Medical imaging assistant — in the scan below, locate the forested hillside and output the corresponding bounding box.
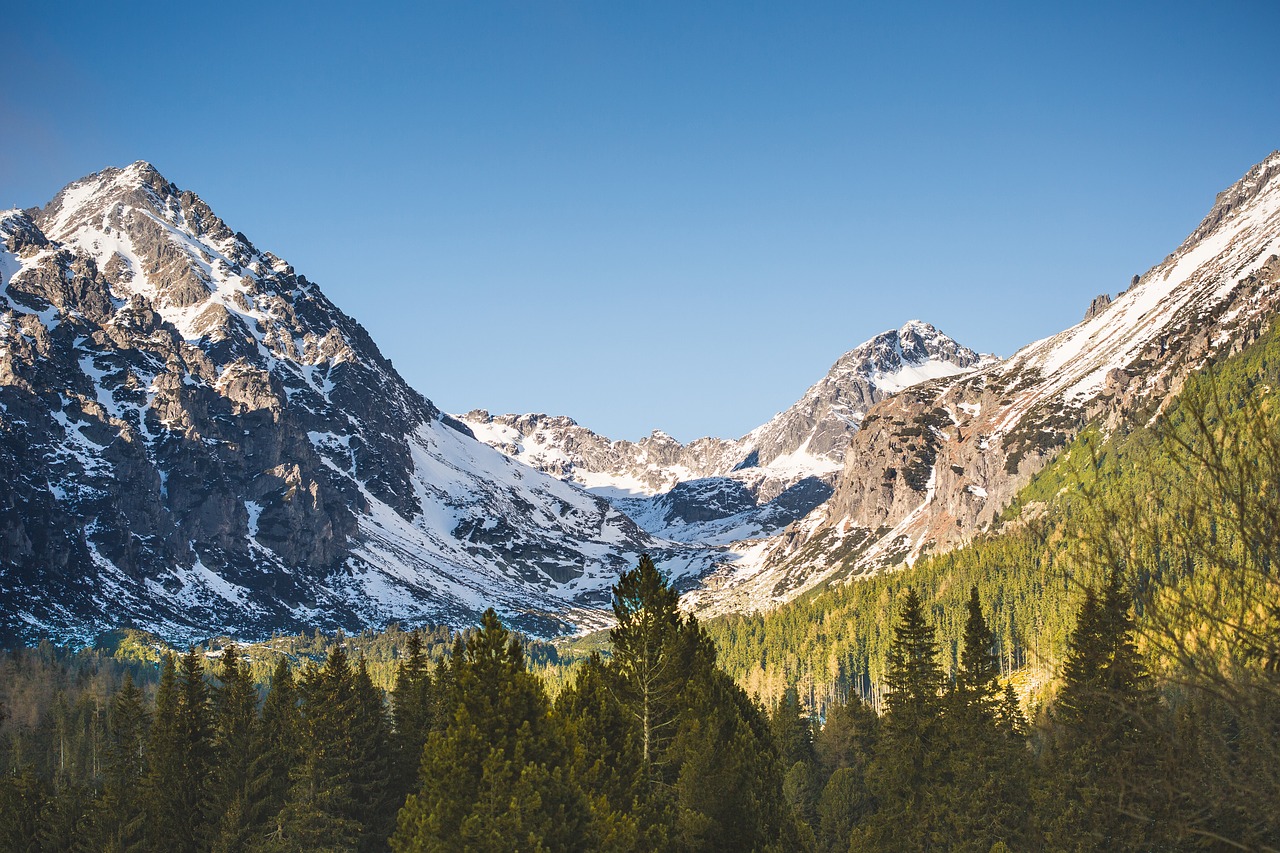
[2,322,1279,850]
[706,321,1280,716]
[4,546,1276,849]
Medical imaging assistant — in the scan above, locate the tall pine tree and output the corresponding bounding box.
[145,649,213,853]
[265,647,363,851]
[937,586,1031,850]
[389,630,433,813]
[608,554,698,787]
[392,609,595,852]
[209,644,258,852]
[1039,571,1166,851]
[855,587,946,851]
[97,671,148,852]
[248,656,302,842]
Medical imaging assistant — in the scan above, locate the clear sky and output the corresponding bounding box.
[5,1,1280,441]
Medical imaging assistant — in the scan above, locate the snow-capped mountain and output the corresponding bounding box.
[684,151,1280,616]
[7,150,1280,642]
[0,163,717,643]
[460,322,985,544]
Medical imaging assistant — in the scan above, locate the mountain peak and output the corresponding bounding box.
[898,318,935,335]
[832,320,979,382]
[37,161,186,243]
[3,160,667,643]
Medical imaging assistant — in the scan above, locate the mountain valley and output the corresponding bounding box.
[4,152,1280,643]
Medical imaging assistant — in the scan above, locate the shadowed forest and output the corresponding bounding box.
[4,321,1280,851]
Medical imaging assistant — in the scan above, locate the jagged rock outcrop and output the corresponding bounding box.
[461,322,984,544]
[683,151,1280,615]
[0,163,711,644]
[1084,292,1113,321]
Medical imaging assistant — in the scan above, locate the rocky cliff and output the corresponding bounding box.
[685,151,1280,615]
[0,163,714,643]
[460,322,984,544]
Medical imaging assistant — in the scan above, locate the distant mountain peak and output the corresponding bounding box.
[698,148,1280,617]
[459,320,985,552]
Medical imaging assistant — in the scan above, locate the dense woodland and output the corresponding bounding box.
[2,555,1277,850]
[4,331,1280,849]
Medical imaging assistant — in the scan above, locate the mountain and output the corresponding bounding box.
[6,151,1280,644]
[0,163,717,643]
[685,151,1280,616]
[459,321,985,544]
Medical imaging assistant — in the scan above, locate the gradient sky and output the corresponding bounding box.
[5,1,1280,441]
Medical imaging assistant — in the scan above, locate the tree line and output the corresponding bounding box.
[6,325,1280,850]
[5,550,1276,850]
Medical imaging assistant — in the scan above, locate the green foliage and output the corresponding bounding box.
[10,318,1280,850]
[0,769,45,853]
[939,589,1032,850]
[247,655,301,841]
[608,554,700,783]
[392,609,593,852]
[389,630,433,807]
[208,644,257,851]
[98,671,148,851]
[706,528,1066,718]
[1037,573,1165,851]
[855,588,950,850]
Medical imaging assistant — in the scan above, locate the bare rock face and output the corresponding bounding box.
[1084,292,1112,321]
[460,321,985,546]
[744,151,1280,594]
[0,163,671,644]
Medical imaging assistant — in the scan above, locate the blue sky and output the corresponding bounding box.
[5,1,1280,441]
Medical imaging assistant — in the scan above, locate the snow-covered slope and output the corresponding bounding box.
[459,322,985,545]
[0,163,718,643]
[9,151,1280,640]
[685,150,1280,616]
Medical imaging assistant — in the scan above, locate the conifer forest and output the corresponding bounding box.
[5,199,1280,853]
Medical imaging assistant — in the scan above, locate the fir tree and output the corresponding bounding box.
[855,587,946,851]
[953,586,1001,718]
[248,656,302,840]
[0,768,46,853]
[350,655,394,850]
[608,554,697,785]
[606,557,807,850]
[771,686,819,829]
[389,630,433,809]
[816,767,871,853]
[883,587,945,725]
[98,671,148,851]
[813,694,878,778]
[268,647,363,850]
[392,609,594,852]
[812,693,878,852]
[938,587,1031,851]
[770,686,816,767]
[209,643,258,852]
[669,665,811,852]
[555,653,644,850]
[144,652,193,852]
[1039,570,1165,851]
[995,683,1027,738]
[36,782,93,852]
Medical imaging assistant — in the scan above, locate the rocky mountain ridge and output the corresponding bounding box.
[5,150,1280,641]
[459,322,984,545]
[0,163,716,643]
[683,151,1280,616]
